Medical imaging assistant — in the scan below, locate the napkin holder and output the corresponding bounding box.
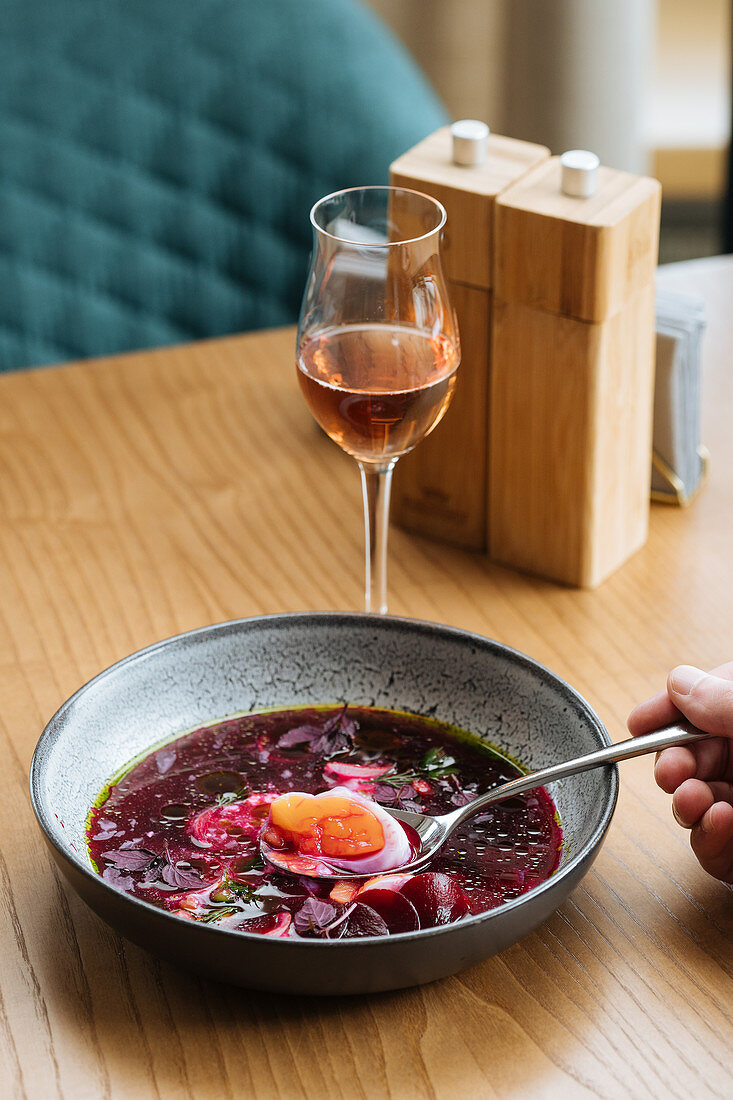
[651,288,708,505]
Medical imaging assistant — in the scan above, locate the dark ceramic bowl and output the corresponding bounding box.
[30,613,617,995]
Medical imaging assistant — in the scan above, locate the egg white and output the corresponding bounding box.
[321,786,412,873]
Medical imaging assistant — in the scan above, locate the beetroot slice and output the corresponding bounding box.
[355,888,420,933]
[399,873,470,928]
[342,902,390,938]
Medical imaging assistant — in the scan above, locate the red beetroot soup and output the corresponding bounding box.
[87,706,562,939]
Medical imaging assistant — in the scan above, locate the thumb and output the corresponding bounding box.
[667,666,733,738]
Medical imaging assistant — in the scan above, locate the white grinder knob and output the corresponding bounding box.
[560,150,600,197]
[451,120,490,167]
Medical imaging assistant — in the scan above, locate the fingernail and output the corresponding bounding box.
[669,665,706,696]
[672,802,692,830]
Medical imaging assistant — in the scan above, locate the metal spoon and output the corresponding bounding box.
[261,721,708,879]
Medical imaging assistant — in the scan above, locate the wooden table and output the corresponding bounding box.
[1,256,731,1099]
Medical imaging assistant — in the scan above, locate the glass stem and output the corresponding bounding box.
[358,459,397,615]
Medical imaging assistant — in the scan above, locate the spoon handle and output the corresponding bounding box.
[443,721,709,828]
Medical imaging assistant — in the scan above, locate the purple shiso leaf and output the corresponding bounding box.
[321,704,348,734]
[394,785,423,813]
[447,773,476,807]
[161,862,204,890]
[293,897,341,934]
[339,713,358,739]
[102,848,157,871]
[310,730,349,755]
[372,781,421,811]
[277,725,323,748]
[102,866,134,890]
[278,706,358,756]
[141,860,164,883]
[450,789,474,807]
[329,704,358,741]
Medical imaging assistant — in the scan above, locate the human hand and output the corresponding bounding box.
[627,663,733,884]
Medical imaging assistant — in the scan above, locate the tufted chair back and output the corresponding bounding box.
[0,0,446,371]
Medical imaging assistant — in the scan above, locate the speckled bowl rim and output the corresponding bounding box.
[30,612,619,949]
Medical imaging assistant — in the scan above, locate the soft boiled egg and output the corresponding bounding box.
[261,786,412,874]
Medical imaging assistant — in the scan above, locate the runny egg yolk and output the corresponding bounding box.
[267,791,385,859]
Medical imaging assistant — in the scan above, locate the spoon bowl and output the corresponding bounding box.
[261,721,708,880]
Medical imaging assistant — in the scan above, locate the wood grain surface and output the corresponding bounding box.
[0,257,731,1099]
[489,156,661,587]
[392,281,492,550]
[489,282,656,586]
[390,125,547,551]
[390,126,549,287]
[494,158,661,323]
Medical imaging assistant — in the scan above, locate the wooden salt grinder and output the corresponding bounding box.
[489,152,662,587]
[389,123,550,550]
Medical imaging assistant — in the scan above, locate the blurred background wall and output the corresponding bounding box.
[367,0,732,262]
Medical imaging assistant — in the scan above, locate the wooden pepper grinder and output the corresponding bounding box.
[489,151,662,586]
[390,122,550,550]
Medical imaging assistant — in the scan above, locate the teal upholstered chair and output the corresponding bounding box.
[0,0,447,372]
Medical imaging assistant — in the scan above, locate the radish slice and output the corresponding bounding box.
[330,880,360,904]
[358,873,413,894]
[323,761,393,793]
[324,762,393,780]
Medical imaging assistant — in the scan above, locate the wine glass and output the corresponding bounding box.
[296,186,460,614]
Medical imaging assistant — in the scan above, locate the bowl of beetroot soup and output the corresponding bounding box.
[30,613,617,995]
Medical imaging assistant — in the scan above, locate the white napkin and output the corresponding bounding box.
[652,288,707,504]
